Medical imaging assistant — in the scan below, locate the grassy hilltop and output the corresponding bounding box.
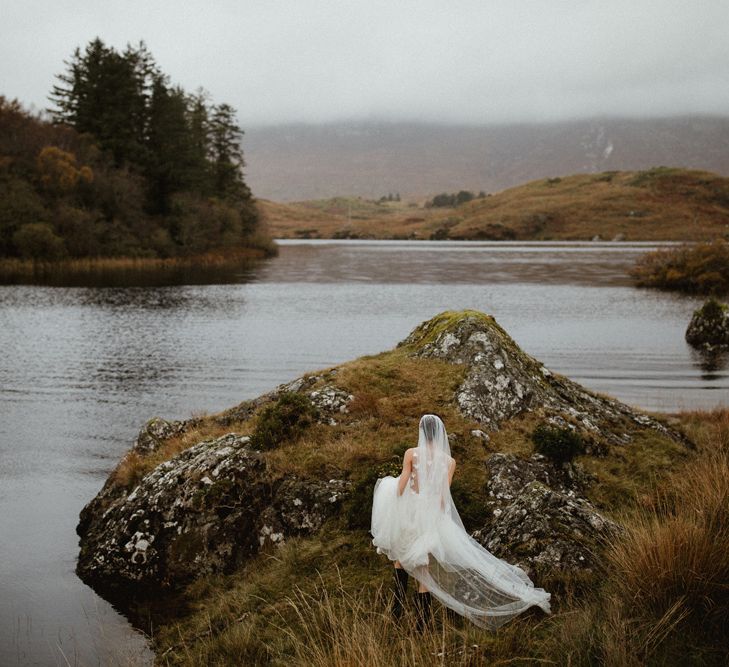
[260,168,729,242]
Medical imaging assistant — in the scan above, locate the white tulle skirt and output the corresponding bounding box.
[371,475,551,629]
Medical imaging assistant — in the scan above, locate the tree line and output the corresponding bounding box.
[0,38,268,261]
[426,190,488,208]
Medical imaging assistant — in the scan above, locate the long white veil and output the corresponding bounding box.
[374,414,551,629]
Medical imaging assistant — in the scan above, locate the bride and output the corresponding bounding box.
[370,414,551,629]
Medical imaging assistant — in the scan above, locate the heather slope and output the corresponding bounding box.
[261,168,729,241]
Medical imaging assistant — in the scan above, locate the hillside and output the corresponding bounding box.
[75,311,728,665]
[243,118,729,201]
[260,168,729,241]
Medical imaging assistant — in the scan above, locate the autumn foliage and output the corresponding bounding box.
[0,39,270,263]
[630,240,729,295]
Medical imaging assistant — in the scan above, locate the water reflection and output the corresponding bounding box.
[691,347,729,379]
[262,240,676,286]
[2,259,261,288]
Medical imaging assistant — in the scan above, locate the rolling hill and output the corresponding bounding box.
[258,168,729,241]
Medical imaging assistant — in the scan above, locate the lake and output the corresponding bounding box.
[1,240,726,665]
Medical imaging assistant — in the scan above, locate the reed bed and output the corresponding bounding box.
[0,244,275,285]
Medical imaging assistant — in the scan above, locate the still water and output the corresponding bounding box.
[1,240,726,665]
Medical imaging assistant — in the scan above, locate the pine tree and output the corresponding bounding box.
[145,77,192,214]
[49,38,151,166]
[209,103,249,200]
[186,88,212,194]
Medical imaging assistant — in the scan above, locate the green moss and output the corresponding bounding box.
[398,309,499,351]
[531,423,586,464]
[249,392,318,451]
[695,297,728,320]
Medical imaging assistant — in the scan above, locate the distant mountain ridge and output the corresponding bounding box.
[242,117,729,201]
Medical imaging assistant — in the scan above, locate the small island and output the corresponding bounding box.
[0,39,274,285]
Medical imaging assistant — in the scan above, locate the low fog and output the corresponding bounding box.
[2,0,729,125]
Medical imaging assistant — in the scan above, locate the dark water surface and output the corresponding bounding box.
[1,240,726,665]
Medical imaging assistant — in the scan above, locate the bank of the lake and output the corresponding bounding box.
[0,244,275,287]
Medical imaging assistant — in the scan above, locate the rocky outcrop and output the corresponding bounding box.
[77,433,348,592]
[212,370,350,427]
[686,299,729,350]
[472,453,619,574]
[131,417,193,455]
[401,311,681,445]
[78,310,685,599]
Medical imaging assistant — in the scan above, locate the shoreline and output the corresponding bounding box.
[0,246,275,286]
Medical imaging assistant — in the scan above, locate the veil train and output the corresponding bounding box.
[371,414,551,629]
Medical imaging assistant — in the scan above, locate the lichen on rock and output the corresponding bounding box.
[77,433,348,592]
[308,385,354,425]
[400,310,682,445]
[471,452,618,574]
[132,417,190,455]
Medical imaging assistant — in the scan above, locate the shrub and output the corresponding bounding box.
[249,392,318,451]
[450,480,491,531]
[426,190,475,208]
[531,423,585,464]
[630,241,729,295]
[13,222,66,260]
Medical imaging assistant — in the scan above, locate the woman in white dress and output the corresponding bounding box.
[370,414,551,629]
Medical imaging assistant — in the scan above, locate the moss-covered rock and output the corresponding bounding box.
[76,310,687,605]
[401,310,681,445]
[76,433,348,593]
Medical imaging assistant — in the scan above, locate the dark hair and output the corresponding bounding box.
[420,414,440,442]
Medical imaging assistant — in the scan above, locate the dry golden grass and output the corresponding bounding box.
[573,408,729,666]
[263,354,471,479]
[261,168,729,242]
[630,240,729,294]
[280,578,553,667]
[151,410,729,666]
[258,196,446,240]
[607,410,729,621]
[111,420,239,489]
[156,533,557,667]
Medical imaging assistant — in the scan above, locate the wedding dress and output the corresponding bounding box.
[370,414,551,629]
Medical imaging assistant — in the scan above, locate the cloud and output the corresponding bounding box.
[2,0,728,125]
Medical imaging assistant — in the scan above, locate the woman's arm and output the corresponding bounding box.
[397,449,413,496]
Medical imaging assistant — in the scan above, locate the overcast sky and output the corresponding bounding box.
[3,0,729,126]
